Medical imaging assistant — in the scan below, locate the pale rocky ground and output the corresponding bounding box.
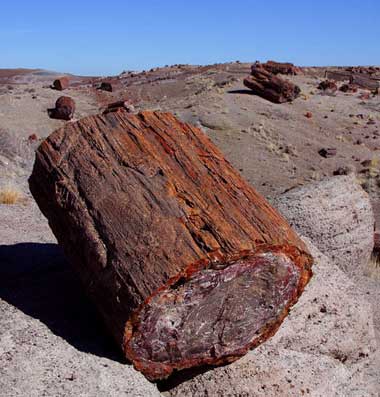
[1,65,380,396]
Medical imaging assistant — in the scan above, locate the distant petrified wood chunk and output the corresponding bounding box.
[48,96,75,120]
[261,60,301,75]
[103,100,135,114]
[99,82,113,92]
[244,66,301,103]
[339,83,358,93]
[52,76,70,91]
[29,110,312,380]
[317,80,337,92]
[318,148,337,158]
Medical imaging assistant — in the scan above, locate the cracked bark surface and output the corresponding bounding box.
[29,109,313,380]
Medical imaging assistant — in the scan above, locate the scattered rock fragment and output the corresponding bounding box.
[28,133,38,142]
[244,64,301,104]
[304,112,313,118]
[48,96,75,120]
[318,148,337,158]
[52,77,70,91]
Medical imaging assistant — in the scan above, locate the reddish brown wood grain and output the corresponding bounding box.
[29,110,312,380]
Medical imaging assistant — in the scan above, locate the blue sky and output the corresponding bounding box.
[1,0,379,76]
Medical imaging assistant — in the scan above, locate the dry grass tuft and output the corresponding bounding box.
[0,185,23,204]
[365,254,380,281]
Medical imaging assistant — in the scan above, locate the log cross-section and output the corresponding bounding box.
[29,110,313,380]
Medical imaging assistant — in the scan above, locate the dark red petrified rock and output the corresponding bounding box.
[318,80,338,92]
[29,110,312,381]
[48,96,75,120]
[52,77,70,91]
[244,66,301,104]
[28,133,38,142]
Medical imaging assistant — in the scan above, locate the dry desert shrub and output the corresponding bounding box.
[0,185,23,204]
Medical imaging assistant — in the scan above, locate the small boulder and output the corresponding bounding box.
[99,82,113,92]
[304,112,313,118]
[48,96,75,121]
[52,77,70,91]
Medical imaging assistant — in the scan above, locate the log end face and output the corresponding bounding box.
[124,250,311,381]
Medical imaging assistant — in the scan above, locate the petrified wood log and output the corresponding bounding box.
[261,60,300,75]
[244,66,301,103]
[29,110,312,380]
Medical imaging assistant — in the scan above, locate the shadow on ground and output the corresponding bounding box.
[227,89,253,95]
[0,242,124,363]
